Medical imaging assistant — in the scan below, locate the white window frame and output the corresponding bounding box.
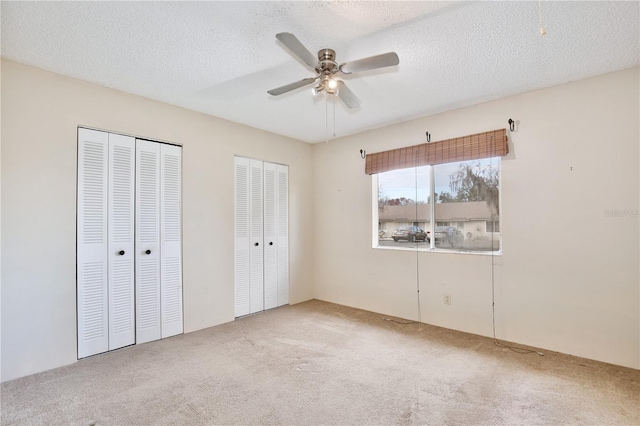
[372,160,502,255]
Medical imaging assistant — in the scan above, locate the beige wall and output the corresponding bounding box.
[312,67,640,369]
[2,60,639,382]
[0,60,314,381]
[0,53,3,382]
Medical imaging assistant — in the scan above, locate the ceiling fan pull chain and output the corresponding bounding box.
[538,0,547,36]
[325,92,329,143]
[333,95,337,138]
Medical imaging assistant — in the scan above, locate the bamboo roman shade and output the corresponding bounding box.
[365,128,508,175]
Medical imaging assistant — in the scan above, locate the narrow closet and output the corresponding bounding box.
[77,128,183,358]
[234,156,289,317]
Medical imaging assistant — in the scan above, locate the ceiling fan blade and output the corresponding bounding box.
[267,77,317,96]
[275,32,317,70]
[336,81,360,109]
[340,52,399,74]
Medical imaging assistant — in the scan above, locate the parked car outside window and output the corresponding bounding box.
[392,225,427,242]
[428,226,462,246]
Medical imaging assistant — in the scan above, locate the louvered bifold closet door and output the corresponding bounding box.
[234,157,251,317]
[135,140,162,344]
[77,128,109,358]
[276,165,289,307]
[263,162,278,310]
[160,144,183,338]
[249,159,265,314]
[107,133,136,350]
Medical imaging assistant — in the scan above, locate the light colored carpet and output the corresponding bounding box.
[1,299,639,425]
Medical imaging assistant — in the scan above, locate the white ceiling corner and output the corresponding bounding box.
[1,1,638,143]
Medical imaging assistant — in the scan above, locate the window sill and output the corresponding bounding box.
[373,245,502,256]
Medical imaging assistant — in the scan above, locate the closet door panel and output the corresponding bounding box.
[160,144,183,338]
[136,139,161,344]
[277,165,289,307]
[234,158,288,318]
[77,128,109,358]
[249,159,264,314]
[263,162,278,310]
[234,157,251,317]
[107,133,136,350]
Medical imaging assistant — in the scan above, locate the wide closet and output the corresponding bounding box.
[77,128,183,359]
[234,156,289,317]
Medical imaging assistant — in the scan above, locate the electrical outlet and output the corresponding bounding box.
[444,293,451,305]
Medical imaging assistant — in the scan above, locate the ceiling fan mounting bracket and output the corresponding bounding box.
[317,48,336,62]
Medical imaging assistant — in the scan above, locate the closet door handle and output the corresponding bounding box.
[118,250,125,256]
[145,249,151,255]
[269,242,273,246]
[254,242,259,246]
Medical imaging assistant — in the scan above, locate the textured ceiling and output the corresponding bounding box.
[2,1,638,143]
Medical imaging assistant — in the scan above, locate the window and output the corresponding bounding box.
[369,128,507,253]
[377,166,430,248]
[375,157,501,252]
[433,158,500,251]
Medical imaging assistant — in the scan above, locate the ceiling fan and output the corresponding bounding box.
[267,32,399,109]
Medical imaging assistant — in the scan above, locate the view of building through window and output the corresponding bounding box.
[377,158,500,252]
